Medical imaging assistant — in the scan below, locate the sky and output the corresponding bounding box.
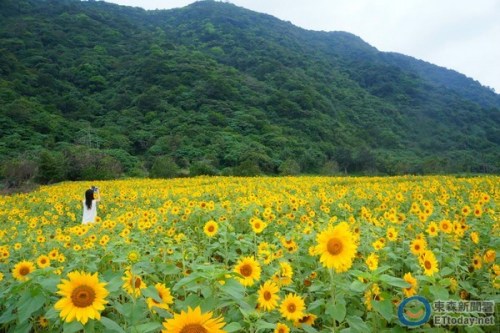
[103,0,500,93]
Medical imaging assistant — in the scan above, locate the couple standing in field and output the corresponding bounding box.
[82,186,100,224]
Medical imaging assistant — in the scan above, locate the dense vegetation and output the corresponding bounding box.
[1,0,499,184]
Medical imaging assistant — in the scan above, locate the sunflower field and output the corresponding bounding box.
[0,176,498,333]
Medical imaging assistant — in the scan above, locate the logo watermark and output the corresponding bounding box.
[397,296,432,327]
[397,297,496,327]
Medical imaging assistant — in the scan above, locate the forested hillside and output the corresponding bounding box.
[1,0,499,184]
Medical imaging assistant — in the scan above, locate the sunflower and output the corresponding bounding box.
[472,254,482,270]
[470,232,479,244]
[484,249,496,263]
[49,249,59,259]
[473,205,482,217]
[127,251,140,263]
[250,217,267,234]
[37,255,51,269]
[204,220,219,237]
[365,253,379,271]
[274,323,290,333]
[12,260,36,281]
[234,256,261,287]
[38,316,49,328]
[461,205,471,216]
[279,293,305,322]
[426,222,438,237]
[386,227,398,241]
[449,277,458,293]
[364,283,381,308]
[257,281,280,311]
[54,271,108,324]
[161,306,226,333]
[402,272,418,297]
[122,270,147,297]
[315,222,357,272]
[410,238,426,256]
[294,313,317,327]
[439,220,452,234]
[372,239,385,251]
[146,283,174,312]
[421,250,439,276]
[273,261,293,286]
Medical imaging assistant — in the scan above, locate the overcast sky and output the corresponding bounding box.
[103,0,500,93]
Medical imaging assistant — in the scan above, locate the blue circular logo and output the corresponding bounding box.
[398,296,431,327]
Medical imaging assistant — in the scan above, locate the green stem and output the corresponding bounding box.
[329,268,337,332]
[224,225,229,268]
[254,232,257,258]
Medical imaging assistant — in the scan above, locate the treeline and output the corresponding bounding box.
[2,145,495,189]
[0,0,499,188]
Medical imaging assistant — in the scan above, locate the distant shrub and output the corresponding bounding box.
[278,159,301,175]
[1,157,38,188]
[232,159,261,176]
[150,156,179,178]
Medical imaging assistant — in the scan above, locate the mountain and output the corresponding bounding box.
[0,0,499,183]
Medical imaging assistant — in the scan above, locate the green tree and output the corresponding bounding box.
[150,156,179,178]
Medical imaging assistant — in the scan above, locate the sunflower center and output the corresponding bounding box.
[255,223,261,229]
[424,260,432,270]
[264,291,272,301]
[71,285,96,308]
[134,277,142,289]
[41,259,47,264]
[240,264,253,277]
[180,324,207,333]
[19,266,30,276]
[208,226,214,232]
[327,238,343,255]
[287,303,296,313]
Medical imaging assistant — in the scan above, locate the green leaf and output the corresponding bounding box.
[308,299,325,311]
[173,272,202,291]
[346,315,370,333]
[44,307,59,320]
[131,322,162,333]
[0,304,16,324]
[440,267,454,276]
[38,276,61,293]
[224,322,242,332]
[379,274,411,288]
[349,280,367,293]
[12,321,32,333]
[63,321,84,333]
[372,299,393,322]
[101,316,126,333]
[255,320,277,330]
[158,263,181,275]
[17,294,45,323]
[326,297,347,323]
[106,274,124,293]
[302,324,319,333]
[142,285,161,302]
[429,285,449,300]
[220,279,245,300]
